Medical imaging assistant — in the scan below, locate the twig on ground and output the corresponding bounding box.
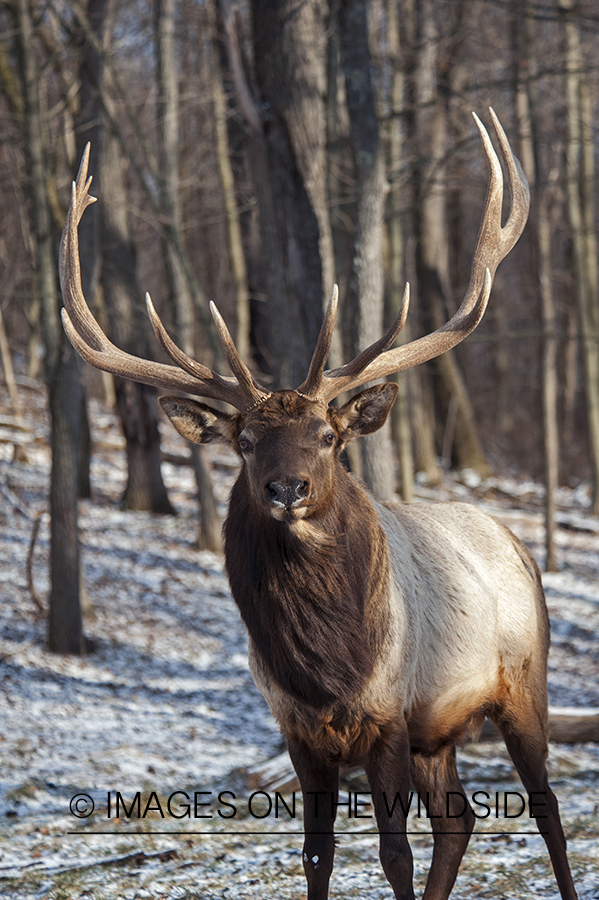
[0,847,180,876]
[0,476,34,519]
[27,513,45,615]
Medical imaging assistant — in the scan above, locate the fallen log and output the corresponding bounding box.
[247,751,361,794]
[0,433,35,445]
[247,751,297,792]
[247,707,599,792]
[0,415,31,431]
[479,706,599,744]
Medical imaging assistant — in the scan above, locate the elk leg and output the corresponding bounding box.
[364,725,415,900]
[287,735,339,900]
[410,745,475,900]
[492,704,578,900]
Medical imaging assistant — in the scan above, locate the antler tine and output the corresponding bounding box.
[145,293,212,381]
[145,293,247,406]
[316,111,529,403]
[487,107,530,257]
[61,306,230,397]
[297,285,339,398]
[322,284,410,388]
[209,302,268,406]
[60,146,262,411]
[59,148,101,350]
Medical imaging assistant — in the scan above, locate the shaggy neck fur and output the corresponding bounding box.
[224,464,390,710]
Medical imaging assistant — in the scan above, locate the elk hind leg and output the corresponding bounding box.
[491,699,578,900]
[410,745,475,900]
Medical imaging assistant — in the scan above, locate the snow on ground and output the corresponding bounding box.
[0,385,598,899]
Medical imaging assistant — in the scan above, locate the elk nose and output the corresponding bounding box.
[265,478,310,508]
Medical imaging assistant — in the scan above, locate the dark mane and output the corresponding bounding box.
[224,464,388,709]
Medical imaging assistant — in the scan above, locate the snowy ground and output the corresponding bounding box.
[0,384,598,899]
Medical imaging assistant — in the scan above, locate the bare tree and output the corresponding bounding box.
[338,0,395,500]
[15,0,84,653]
[561,0,599,515]
[87,1,174,515]
[538,181,560,570]
[412,0,489,478]
[156,0,221,547]
[73,0,113,501]
[512,0,560,570]
[207,0,250,363]
[386,0,414,501]
[399,0,442,484]
[99,130,176,514]
[243,0,334,387]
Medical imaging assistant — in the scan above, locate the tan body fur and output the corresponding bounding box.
[249,496,549,766]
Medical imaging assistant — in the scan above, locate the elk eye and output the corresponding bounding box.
[238,437,253,454]
[322,431,336,447]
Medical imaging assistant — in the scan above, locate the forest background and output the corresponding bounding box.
[1,0,599,653]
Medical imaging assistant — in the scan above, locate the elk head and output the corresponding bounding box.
[59,110,529,520]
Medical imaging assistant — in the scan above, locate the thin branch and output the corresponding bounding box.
[218,0,263,135]
[27,512,45,615]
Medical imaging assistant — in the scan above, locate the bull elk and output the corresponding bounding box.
[60,111,577,900]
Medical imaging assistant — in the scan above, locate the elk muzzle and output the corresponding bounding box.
[265,476,311,517]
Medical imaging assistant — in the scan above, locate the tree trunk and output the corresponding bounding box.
[324,19,351,375]
[0,17,43,386]
[191,443,222,552]
[411,0,489,478]
[248,0,334,388]
[512,0,559,570]
[155,0,194,354]
[78,389,92,499]
[71,0,174,514]
[0,294,22,419]
[48,351,85,651]
[386,0,413,502]
[74,0,112,502]
[339,0,395,501]
[99,126,175,514]
[155,0,221,548]
[539,186,559,571]
[75,0,108,340]
[399,0,440,485]
[208,0,250,364]
[562,0,599,514]
[15,0,84,653]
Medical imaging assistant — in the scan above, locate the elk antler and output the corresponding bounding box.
[62,111,528,416]
[59,144,269,412]
[300,108,530,404]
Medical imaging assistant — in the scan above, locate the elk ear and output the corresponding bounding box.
[159,396,238,446]
[331,383,399,445]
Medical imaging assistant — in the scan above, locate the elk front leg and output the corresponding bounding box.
[287,735,339,900]
[364,724,415,900]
